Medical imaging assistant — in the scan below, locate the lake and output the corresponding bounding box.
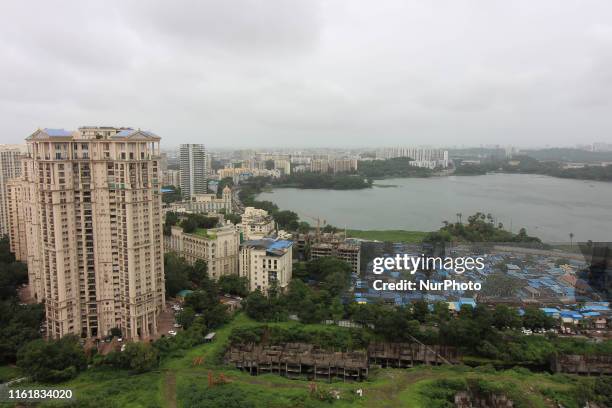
[257,173,612,243]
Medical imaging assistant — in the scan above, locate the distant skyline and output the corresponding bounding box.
[2,1,612,147]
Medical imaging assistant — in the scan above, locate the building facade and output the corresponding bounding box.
[9,127,165,340]
[0,146,22,237]
[377,147,449,169]
[240,207,275,240]
[240,239,293,293]
[310,241,361,275]
[164,224,240,280]
[163,169,180,187]
[180,144,209,198]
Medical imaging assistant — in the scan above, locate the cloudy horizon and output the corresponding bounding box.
[1,1,612,148]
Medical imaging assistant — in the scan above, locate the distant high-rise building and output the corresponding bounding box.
[180,144,208,198]
[8,127,165,340]
[0,146,22,237]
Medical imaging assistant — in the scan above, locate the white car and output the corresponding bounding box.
[173,323,181,328]
[117,337,123,342]
[168,330,177,336]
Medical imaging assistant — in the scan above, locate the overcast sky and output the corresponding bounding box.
[1,1,612,148]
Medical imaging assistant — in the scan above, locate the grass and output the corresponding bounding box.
[347,229,429,243]
[0,365,20,383]
[193,228,216,239]
[7,314,597,408]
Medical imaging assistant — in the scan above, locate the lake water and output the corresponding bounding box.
[257,173,612,243]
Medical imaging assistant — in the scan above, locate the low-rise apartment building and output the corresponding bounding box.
[240,238,293,293]
[164,224,240,280]
[240,207,275,240]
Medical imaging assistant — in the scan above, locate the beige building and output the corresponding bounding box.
[164,224,240,280]
[6,178,27,260]
[240,238,293,293]
[0,146,22,237]
[310,241,361,274]
[273,159,291,176]
[240,207,275,240]
[331,158,358,174]
[163,169,180,187]
[310,158,330,173]
[8,127,165,340]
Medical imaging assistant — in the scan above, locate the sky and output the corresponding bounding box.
[1,1,612,148]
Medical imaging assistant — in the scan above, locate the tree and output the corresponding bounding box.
[190,260,208,287]
[177,307,196,329]
[412,300,430,323]
[218,275,249,297]
[306,257,352,295]
[121,342,159,373]
[164,253,191,297]
[329,297,344,322]
[492,305,521,330]
[17,335,86,383]
[522,307,555,330]
[243,290,270,321]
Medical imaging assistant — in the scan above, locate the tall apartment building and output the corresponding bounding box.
[310,158,330,173]
[180,144,208,199]
[331,158,358,174]
[164,224,240,280]
[240,238,293,293]
[0,146,22,237]
[8,127,165,340]
[163,169,181,187]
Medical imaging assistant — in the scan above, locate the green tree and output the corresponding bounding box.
[121,342,159,373]
[17,335,86,383]
[218,275,249,297]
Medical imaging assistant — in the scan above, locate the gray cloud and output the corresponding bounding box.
[1,0,611,147]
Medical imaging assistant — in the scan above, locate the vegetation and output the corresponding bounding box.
[358,157,434,179]
[164,254,209,296]
[273,173,372,190]
[424,212,542,245]
[17,335,86,383]
[0,237,44,365]
[218,274,249,297]
[161,185,182,203]
[347,229,428,243]
[455,155,612,182]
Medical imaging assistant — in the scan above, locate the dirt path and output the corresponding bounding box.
[163,371,177,408]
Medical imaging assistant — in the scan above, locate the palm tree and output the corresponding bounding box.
[569,232,574,248]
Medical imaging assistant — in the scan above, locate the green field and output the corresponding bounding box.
[5,313,598,408]
[0,365,20,383]
[347,229,429,243]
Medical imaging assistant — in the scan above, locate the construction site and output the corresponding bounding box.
[225,342,460,382]
[225,343,369,381]
[367,342,461,368]
[551,354,612,375]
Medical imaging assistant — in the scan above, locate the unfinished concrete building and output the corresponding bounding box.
[226,343,369,382]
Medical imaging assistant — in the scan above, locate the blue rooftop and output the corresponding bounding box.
[44,128,73,137]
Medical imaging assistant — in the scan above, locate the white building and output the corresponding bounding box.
[180,144,209,198]
[240,207,275,240]
[240,238,293,293]
[378,147,449,169]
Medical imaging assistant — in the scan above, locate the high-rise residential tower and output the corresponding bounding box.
[9,127,165,340]
[179,144,208,199]
[0,146,22,237]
